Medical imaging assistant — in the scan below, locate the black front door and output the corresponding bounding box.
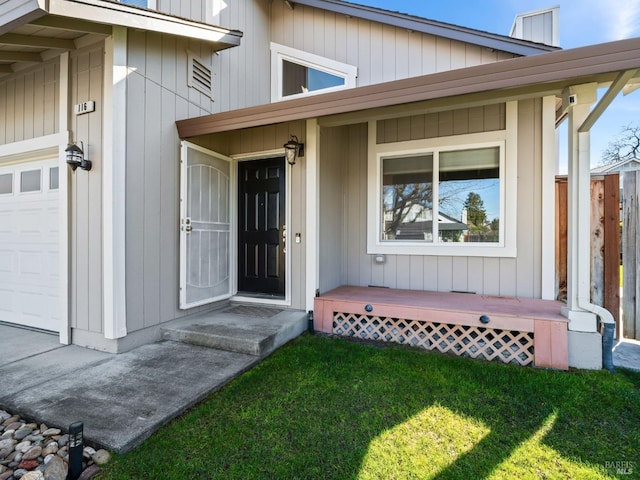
[238,157,286,296]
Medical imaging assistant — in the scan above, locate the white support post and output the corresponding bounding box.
[561,83,598,332]
[541,96,556,300]
[305,119,319,312]
[59,52,70,345]
[103,27,128,339]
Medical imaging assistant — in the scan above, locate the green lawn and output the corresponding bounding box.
[99,335,640,480]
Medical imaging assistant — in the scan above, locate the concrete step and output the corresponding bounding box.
[160,306,307,357]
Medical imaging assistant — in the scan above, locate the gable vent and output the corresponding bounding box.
[188,53,213,99]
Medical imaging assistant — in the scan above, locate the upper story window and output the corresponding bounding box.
[118,0,156,8]
[271,43,357,102]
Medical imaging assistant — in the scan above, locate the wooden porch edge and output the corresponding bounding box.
[314,286,568,370]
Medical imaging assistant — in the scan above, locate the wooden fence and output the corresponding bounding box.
[622,171,640,339]
[556,174,621,336]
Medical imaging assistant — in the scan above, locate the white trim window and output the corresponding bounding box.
[270,43,357,102]
[118,0,156,8]
[367,102,518,257]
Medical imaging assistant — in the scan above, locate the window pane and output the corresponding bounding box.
[382,154,434,242]
[282,60,345,97]
[20,170,41,193]
[50,167,59,190]
[439,147,500,243]
[119,0,148,7]
[0,173,12,195]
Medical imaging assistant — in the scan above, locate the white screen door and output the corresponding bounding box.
[179,142,233,309]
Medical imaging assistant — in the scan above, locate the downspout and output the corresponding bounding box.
[575,127,616,371]
[574,70,637,371]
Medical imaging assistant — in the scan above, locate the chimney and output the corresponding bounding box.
[510,6,560,47]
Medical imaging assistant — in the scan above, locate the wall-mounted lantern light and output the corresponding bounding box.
[283,135,304,166]
[65,141,92,172]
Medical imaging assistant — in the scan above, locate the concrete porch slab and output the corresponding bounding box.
[161,307,308,356]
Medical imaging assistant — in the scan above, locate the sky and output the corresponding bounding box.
[354,0,640,172]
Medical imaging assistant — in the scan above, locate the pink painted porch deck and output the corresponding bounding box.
[314,286,569,370]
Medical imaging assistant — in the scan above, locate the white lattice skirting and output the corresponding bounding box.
[333,312,535,366]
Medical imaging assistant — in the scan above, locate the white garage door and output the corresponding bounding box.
[0,159,60,332]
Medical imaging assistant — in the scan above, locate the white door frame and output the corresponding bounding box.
[231,149,292,307]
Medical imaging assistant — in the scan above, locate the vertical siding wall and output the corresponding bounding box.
[124,32,224,333]
[320,99,544,298]
[0,61,59,144]
[270,0,516,88]
[69,43,104,334]
[193,120,308,310]
[157,0,271,112]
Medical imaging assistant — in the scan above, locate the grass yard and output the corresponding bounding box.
[99,335,640,480]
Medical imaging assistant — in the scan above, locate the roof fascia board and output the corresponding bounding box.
[291,0,557,56]
[176,37,640,138]
[47,0,242,48]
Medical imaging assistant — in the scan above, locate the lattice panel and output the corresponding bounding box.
[333,313,534,366]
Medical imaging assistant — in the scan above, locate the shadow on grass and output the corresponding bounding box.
[100,335,640,479]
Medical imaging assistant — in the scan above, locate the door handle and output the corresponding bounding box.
[282,225,286,253]
[183,217,192,233]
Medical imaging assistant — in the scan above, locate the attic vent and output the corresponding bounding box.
[188,53,213,98]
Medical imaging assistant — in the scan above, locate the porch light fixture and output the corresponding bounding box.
[65,141,92,172]
[283,135,304,165]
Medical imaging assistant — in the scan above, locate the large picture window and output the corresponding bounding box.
[368,103,517,258]
[381,146,500,244]
[382,147,500,244]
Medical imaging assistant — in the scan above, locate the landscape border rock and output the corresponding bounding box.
[0,410,109,480]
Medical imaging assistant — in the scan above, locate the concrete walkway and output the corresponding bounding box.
[613,338,640,371]
[0,307,306,453]
[2,317,639,454]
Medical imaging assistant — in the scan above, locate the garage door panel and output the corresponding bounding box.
[19,251,45,276]
[0,250,12,273]
[0,158,59,332]
[0,288,12,312]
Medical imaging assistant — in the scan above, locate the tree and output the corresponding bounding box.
[383,182,432,237]
[464,192,487,227]
[601,124,640,165]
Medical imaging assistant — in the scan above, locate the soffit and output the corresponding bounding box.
[176,37,640,138]
[0,0,242,78]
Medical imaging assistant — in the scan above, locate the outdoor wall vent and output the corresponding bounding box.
[188,52,213,99]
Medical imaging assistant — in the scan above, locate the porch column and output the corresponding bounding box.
[305,118,319,312]
[561,83,601,368]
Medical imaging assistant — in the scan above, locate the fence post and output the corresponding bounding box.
[603,174,620,336]
[622,171,639,339]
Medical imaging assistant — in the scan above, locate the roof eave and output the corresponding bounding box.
[0,0,242,49]
[176,37,640,138]
[290,0,557,56]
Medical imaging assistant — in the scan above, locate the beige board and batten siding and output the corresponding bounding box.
[319,100,544,298]
[156,0,271,113]
[124,33,243,336]
[68,43,104,337]
[191,120,308,310]
[0,61,59,145]
[270,0,516,88]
